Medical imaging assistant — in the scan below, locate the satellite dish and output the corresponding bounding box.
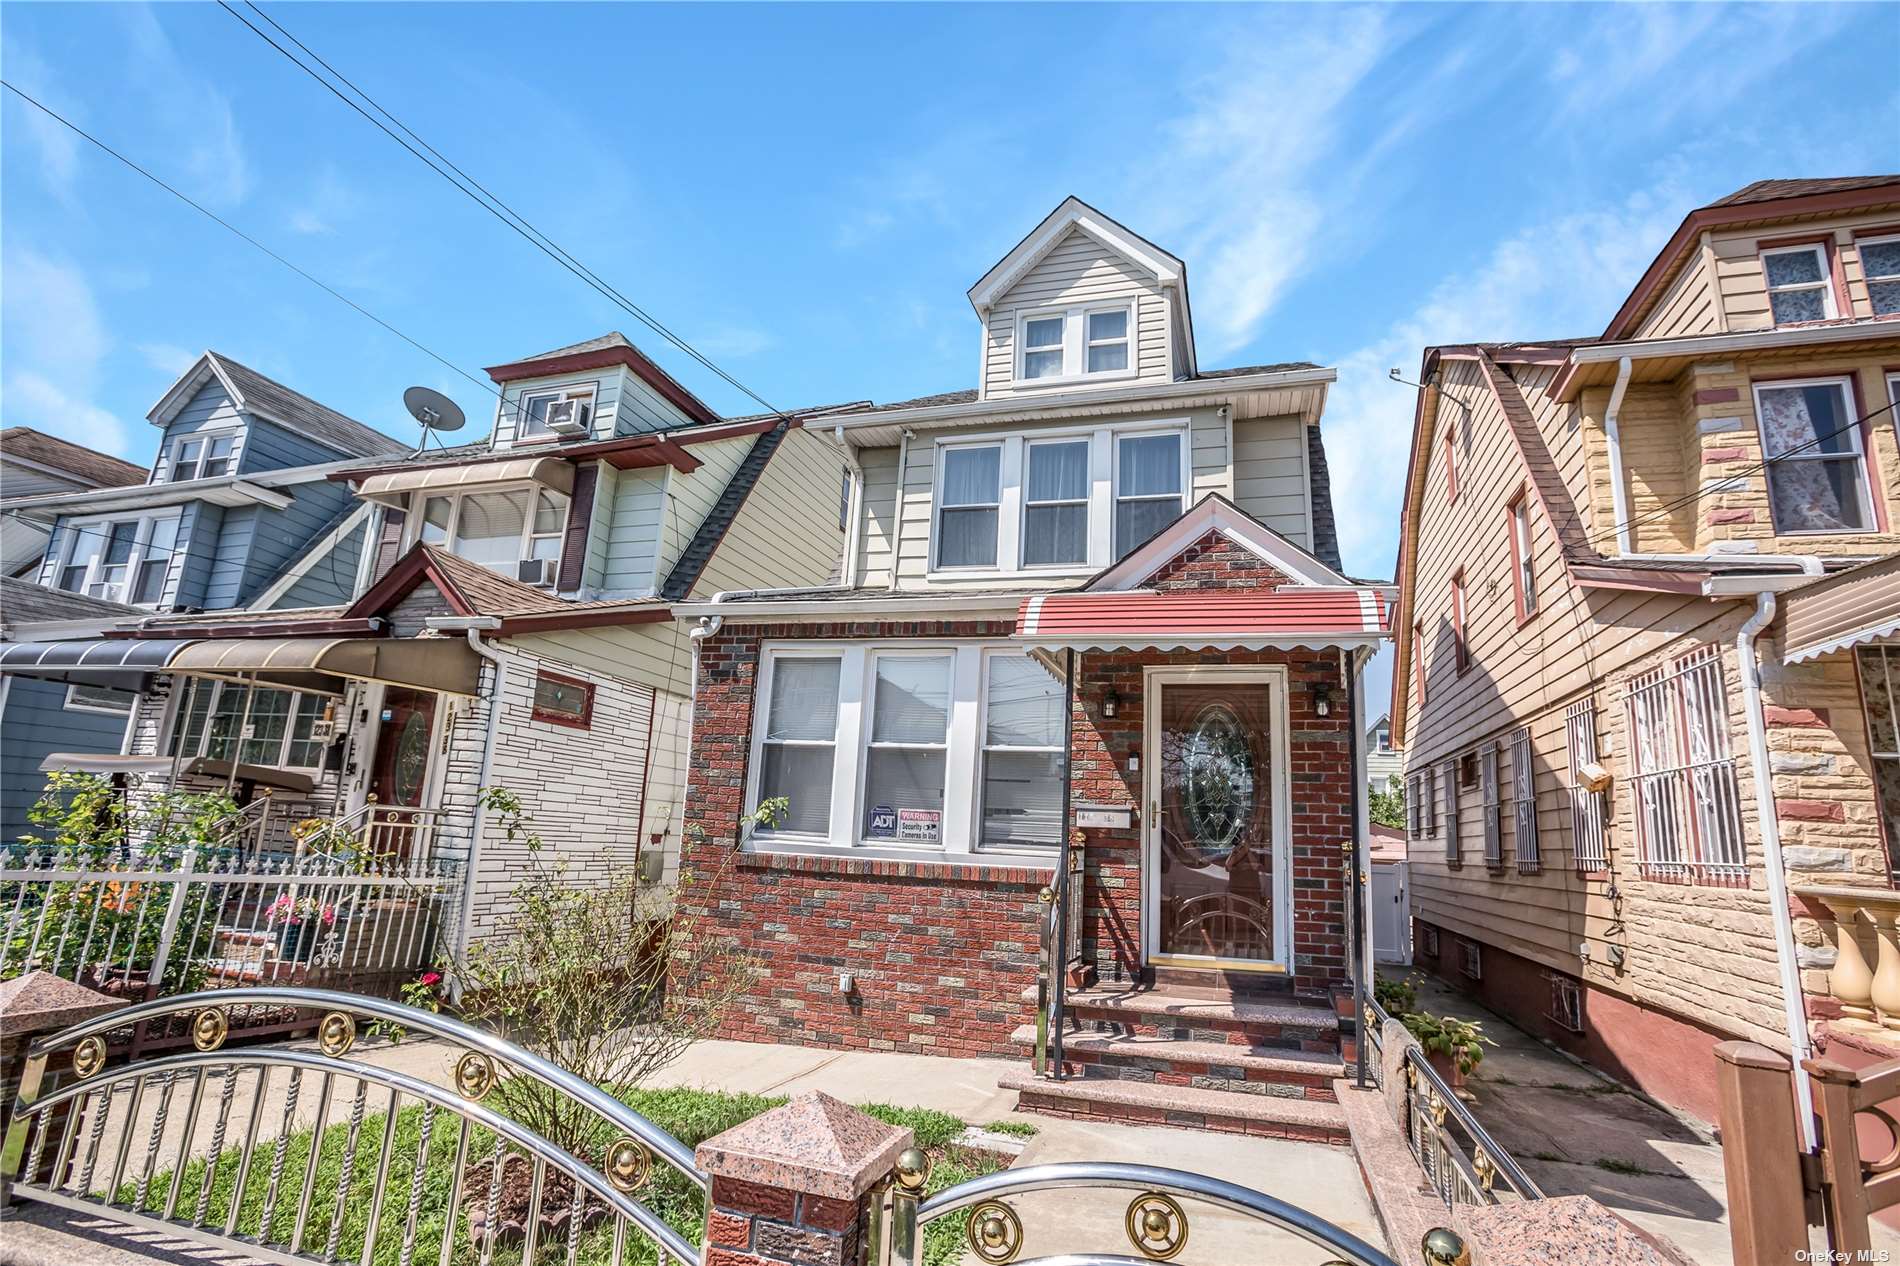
[403,386,466,434]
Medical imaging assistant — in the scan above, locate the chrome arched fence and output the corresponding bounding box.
[3,986,705,1265]
[908,1162,1402,1266]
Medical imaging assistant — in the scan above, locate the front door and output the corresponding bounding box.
[369,688,437,856]
[1144,668,1290,972]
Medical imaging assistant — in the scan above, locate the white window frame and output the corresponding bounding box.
[1480,742,1501,867]
[163,430,240,483]
[64,683,136,715]
[1565,700,1609,872]
[1863,233,1900,317]
[1509,496,1537,618]
[166,678,331,770]
[855,648,955,849]
[1112,428,1188,562]
[743,640,1062,867]
[927,420,1189,578]
[50,512,182,608]
[409,485,569,577]
[515,382,599,442]
[976,647,1067,853]
[1011,301,1138,388]
[1751,376,1874,536]
[1020,436,1091,568]
[1760,243,1837,325]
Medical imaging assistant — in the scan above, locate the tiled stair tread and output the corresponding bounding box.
[999,1069,1348,1128]
[1021,985,1338,1030]
[1007,1025,1343,1075]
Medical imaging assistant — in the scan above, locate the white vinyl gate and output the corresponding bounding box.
[1371,860,1411,965]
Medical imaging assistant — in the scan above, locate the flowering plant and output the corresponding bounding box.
[263,892,337,928]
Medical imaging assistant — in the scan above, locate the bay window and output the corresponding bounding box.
[936,445,1002,568]
[1761,244,1835,324]
[169,679,329,769]
[748,643,1064,862]
[1864,235,1900,317]
[1115,432,1184,558]
[52,513,179,606]
[413,486,568,577]
[1754,378,1872,533]
[1012,302,1135,385]
[1023,440,1088,566]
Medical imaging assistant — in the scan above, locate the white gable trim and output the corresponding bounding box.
[969,198,1184,313]
[146,352,247,429]
[1085,494,1350,591]
[248,503,374,610]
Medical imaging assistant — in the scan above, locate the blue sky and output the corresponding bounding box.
[3,3,1895,705]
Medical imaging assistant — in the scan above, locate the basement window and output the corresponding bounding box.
[1459,938,1482,980]
[1548,973,1584,1033]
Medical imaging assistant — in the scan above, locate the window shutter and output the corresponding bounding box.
[556,465,597,593]
[1442,759,1459,863]
[371,507,407,582]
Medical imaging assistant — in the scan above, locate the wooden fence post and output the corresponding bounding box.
[1713,1040,1810,1266]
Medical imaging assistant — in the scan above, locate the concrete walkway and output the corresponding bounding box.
[4,1034,1387,1266]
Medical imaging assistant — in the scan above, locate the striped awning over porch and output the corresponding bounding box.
[1781,554,1900,663]
[1014,589,1390,652]
[0,634,480,696]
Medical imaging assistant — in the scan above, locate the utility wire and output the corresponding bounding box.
[222,1,792,421]
[1580,394,1900,549]
[0,80,508,415]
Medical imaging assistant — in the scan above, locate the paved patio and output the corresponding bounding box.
[3,1034,1388,1266]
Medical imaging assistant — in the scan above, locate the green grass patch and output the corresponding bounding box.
[979,1119,1039,1138]
[105,1082,1002,1266]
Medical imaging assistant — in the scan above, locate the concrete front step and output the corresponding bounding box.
[998,1069,1350,1145]
[1026,985,1339,1054]
[1008,1025,1342,1102]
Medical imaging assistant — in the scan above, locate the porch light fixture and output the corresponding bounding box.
[1102,688,1120,719]
[1312,683,1332,717]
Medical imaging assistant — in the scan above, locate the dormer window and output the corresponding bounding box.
[1761,244,1836,324]
[415,486,569,581]
[1013,303,1135,386]
[519,384,597,440]
[167,432,236,482]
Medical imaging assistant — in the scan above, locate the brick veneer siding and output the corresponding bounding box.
[1145,530,1294,591]
[680,619,1043,1058]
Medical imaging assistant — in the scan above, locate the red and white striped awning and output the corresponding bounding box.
[1015,589,1389,652]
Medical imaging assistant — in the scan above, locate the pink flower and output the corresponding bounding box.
[420,972,441,987]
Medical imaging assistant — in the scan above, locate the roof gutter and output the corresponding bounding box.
[831,365,1338,430]
[1552,318,1900,401]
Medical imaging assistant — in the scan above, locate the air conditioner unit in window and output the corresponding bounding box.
[544,398,591,435]
[517,558,558,586]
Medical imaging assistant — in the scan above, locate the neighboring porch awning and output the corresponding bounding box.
[1014,590,1390,652]
[1780,554,1900,663]
[33,753,316,792]
[168,637,482,696]
[0,637,195,686]
[353,455,575,507]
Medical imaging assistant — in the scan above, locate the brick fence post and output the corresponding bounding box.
[695,1090,912,1266]
[0,972,126,1216]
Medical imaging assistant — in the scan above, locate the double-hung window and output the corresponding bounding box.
[936,446,1002,568]
[1754,378,1872,533]
[1014,303,1135,385]
[1863,235,1900,317]
[1624,647,1745,883]
[862,654,951,845]
[53,514,179,606]
[1023,440,1088,566]
[979,653,1065,848]
[415,487,568,576]
[168,433,236,482]
[1451,571,1469,674]
[1114,432,1184,558]
[1761,244,1836,324]
[1508,495,1537,619]
[169,679,328,769]
[756,655,842,837]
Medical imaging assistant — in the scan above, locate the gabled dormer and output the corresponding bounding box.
[968,197,1197,401]
[482,332,722,450]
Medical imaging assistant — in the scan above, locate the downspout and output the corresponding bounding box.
[886,428,915,591]
[427,617,504,972]
[684,609,726,842]
[832,426,864,590]
[1602,356,1636,555]
[1737,590,1819,1149]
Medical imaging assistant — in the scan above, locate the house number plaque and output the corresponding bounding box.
[1075,806,1133,830]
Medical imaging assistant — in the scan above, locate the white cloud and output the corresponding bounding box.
[692,324,777,359]
[0,251,134,457]
[136,342,198,378]
[287,166,366,236]
[1320,187,1687,577]
[121,4,249,207]
[2,44,83,199]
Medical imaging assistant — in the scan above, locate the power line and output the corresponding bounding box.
[0,80,508,416]
[221,1,791,422]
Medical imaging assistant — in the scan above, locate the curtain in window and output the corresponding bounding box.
[1024,441,1088,565]
[1115,434,1183,558]
[1759,384,1864,531]
[939,448,1001,567]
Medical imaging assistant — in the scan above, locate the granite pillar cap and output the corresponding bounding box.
[0,971,125,1040]
[695,1091,913,1202]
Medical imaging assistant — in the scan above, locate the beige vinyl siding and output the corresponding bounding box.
[1632,249,1721,340]
[689,427,848,596]
[1230,414,1312,548]
[1710,209,1900,332]
[518,622,691,699]
[855,444,902,586]
[602,467,667,593]
[653,436,751,582]
[982,227,1170,399]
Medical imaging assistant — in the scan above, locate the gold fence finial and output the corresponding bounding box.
[1421,1227,1470,1266]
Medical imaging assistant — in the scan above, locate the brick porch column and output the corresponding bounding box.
[0,972,125,1215]
[695,1091,912,1266]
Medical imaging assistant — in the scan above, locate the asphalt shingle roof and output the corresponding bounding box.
[0,428,145,488]
[210,354,408,459]
[0,575,139,629]
[1709,176,1900,208]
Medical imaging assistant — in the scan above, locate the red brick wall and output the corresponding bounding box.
[1069,646,1353,997]
[680,619,1042,1058]
[1146,531,1293,592]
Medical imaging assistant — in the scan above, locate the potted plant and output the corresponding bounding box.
[1373,972,1419,1016]
[1401,1010,1495,1095]
[264,892,337,963]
